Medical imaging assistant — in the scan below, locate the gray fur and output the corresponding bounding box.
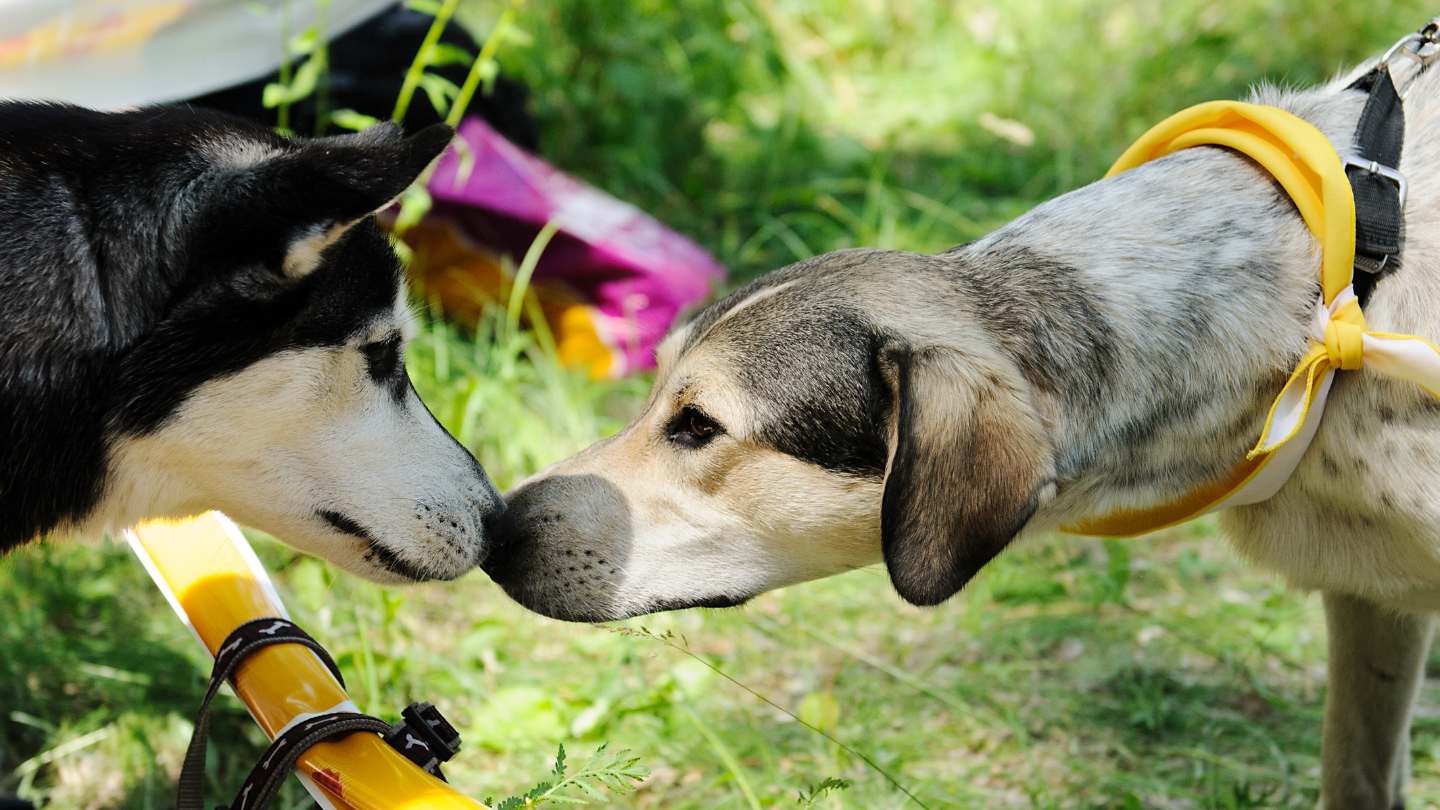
[490,50,1440,807]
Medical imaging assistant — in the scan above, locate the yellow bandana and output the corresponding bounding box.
[1067,101,1440,537]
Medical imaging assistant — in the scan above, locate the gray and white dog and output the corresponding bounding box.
[485,53,1440,807]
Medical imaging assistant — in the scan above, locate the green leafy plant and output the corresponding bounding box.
[261,1,331,135]
[608,625,930,808]
[387,0,524,233]
[1082,538,1133,608]
[796,776,850,805]
[488,744,646,809]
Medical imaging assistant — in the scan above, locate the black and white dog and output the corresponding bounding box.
[0,103,502,582]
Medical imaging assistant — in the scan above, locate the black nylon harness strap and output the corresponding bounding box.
[1345,50,1417,304]
[175,618,346,810]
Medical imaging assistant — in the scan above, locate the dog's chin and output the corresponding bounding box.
[343,545,478,585]
[495,580,752,623]
[284,534,465,585]
[638,593,753,616]
[341,558,431,585]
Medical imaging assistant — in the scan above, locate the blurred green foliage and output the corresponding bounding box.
[498,0,1434,280]
[6,2,1440,808]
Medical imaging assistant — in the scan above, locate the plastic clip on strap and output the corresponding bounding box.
[175,618,460,810]
[226,712,393,810]
[224,708,460,809]
[384,702,463,778]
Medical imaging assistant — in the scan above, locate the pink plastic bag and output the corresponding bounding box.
[410,116,726,377]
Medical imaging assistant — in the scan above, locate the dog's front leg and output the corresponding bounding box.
[1320,592,1433,809]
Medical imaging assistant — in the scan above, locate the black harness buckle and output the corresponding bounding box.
[1342,153,1407,209]
[1343,150,1407,277]
[1344,57,1410,296]
[1343,16,1440,294]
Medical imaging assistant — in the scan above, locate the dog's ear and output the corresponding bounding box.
[187,122,453,279]
[877,343,1055,606]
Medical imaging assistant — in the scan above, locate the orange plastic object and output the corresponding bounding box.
[125,512,486,810]
[399,217,617,378]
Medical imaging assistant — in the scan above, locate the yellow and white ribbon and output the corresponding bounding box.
[1251,286,1440,455]
[1066,100,1440,537]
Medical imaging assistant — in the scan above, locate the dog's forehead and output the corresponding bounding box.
[655,254,890,405]
[657,277,804,394]
[719,302,878,395]
[656,270,889,475]
[681,275,863,363]
[665,247,905,361]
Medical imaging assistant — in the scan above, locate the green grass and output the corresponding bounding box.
[7,1,1440,807]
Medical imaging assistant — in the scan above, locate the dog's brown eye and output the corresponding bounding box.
[667,406,723,449]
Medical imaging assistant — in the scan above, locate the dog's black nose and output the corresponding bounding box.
[476,502,509,568]
[479,505,525,580]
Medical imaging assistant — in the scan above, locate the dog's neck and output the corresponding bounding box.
[951,83,1369,527]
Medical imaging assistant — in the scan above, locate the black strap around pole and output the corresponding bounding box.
[175,618,346,810]
[225,712,393,810]
[174,618,458,810]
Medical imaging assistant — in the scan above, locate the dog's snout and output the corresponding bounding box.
[480,474,632,616]
[482,476,592,580]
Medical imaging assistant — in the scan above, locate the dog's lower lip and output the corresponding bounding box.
[318,509,433,581]
[361,537,436,582]
[318,509,371,540]
[644,593,750,614]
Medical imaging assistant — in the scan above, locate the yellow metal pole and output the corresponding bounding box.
[127,512,486,810]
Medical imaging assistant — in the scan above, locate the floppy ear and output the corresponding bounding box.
[878,343,1055,606]
[186,122,453,279]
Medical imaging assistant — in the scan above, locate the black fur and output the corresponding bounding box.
[0,102,451,552]
[361,332,408,402]
[714,298,890,476]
